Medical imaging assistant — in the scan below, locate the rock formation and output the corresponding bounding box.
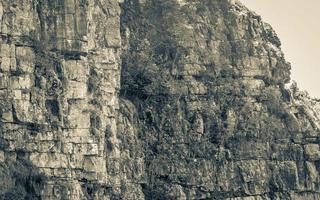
[0,0,124,199]
[0,0,319,199]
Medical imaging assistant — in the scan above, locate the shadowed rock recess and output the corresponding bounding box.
[0,0,320,199]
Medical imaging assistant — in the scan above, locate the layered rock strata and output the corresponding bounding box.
[0,0,129,199]
[120,0,320,199]
[0,0,319,199]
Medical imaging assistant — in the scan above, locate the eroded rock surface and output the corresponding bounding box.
[0,0,126,199]
[120,0,320,199]
[0,0,319,199]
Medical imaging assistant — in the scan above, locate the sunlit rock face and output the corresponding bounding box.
[0,0,127,199]
[0,0,319,199]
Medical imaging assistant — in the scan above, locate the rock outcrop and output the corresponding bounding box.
[0,0,125,199]
[0,0,319,199]
[120,0,320,199]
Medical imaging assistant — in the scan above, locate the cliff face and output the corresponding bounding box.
[0,0,320,199]
[120,0,320,199]
[0,0,127,199]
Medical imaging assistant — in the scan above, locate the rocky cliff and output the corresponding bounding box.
[0,0,320,199]
[0,0,125,199]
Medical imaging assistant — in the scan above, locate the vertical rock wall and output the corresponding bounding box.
[1,0,320,199]
[120,0,320,199]
[0,0,124,199]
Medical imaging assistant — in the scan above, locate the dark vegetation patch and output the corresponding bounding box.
[0,157,47,199]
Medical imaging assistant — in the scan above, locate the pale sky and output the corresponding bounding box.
[240,0,320,98]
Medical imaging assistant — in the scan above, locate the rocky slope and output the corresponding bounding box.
[0,0,320,199]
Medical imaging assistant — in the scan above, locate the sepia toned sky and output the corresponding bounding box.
[240,0,320,98]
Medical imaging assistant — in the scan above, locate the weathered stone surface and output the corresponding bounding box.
[305,144,320,161]
[0,150,4,162]
[30,153,69,169]
[119,0,320,199]
[1,0,320,199]
[16,47,35,73]
[0,0,123,199]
